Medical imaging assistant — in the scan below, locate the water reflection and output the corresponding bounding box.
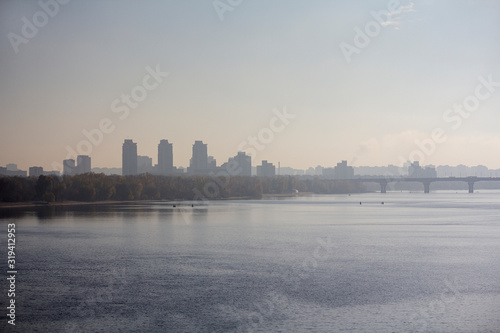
[35,206,57,219]
[0,202,210,224]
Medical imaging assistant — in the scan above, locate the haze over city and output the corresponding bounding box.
[3,2,500,332]
[1,0,500,171]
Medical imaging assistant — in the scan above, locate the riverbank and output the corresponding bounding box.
[0,200,139,209]
[0,192,322,209]
[262,192,315,198]
[0,198,254,209]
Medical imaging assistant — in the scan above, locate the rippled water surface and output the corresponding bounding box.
[1,191,500,332]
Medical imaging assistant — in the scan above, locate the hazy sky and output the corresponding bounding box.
[1,0,499,171]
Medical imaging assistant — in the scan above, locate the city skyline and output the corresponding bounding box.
[3,141,500,173]
[3,136,500,178]
[1,1,500,171]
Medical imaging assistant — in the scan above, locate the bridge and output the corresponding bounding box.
[341,177,500,194]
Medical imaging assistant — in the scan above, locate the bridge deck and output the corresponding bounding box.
[332,177,500,193]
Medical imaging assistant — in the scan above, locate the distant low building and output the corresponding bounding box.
[234,152,252,176]
[221,152,252,176]
[279,167,305,176]
[6,164,18,171]
[138,155,153,174]
[354,164,404,177]
[408,161,437,178]
[29,166,44,177]
[63,156,92,175]
[257,160,275,177]
[322,168,335,179]
[91,167,122,175]
[334,160,354,179]
[208,156,217,171]
[43,170,61,176]
[3,164,27,177]
[28,167,60,177]
[6,170,27,177]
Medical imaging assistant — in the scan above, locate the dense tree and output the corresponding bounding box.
[0,174,365,203]
[35,175,52,199]
[0,177,36,202]
[114,182,133,201]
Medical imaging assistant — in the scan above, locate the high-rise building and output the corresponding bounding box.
[257,160,275,177]
[158,140,173,175]
[188,140,208,175]
[122,139,138,176]
[334,160,354,179]
[29,167,44,177]
[63,159,76,176]
[76,155,91,174]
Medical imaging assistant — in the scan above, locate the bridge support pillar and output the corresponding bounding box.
[380,182,387,194]
[423,182,430,194]
[468,182,474,193]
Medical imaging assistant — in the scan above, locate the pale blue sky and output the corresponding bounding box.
[1,0,499,171]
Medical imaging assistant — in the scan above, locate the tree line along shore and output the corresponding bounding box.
[0,173,366,204]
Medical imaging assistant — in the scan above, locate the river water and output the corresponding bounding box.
[1,191,499,332]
